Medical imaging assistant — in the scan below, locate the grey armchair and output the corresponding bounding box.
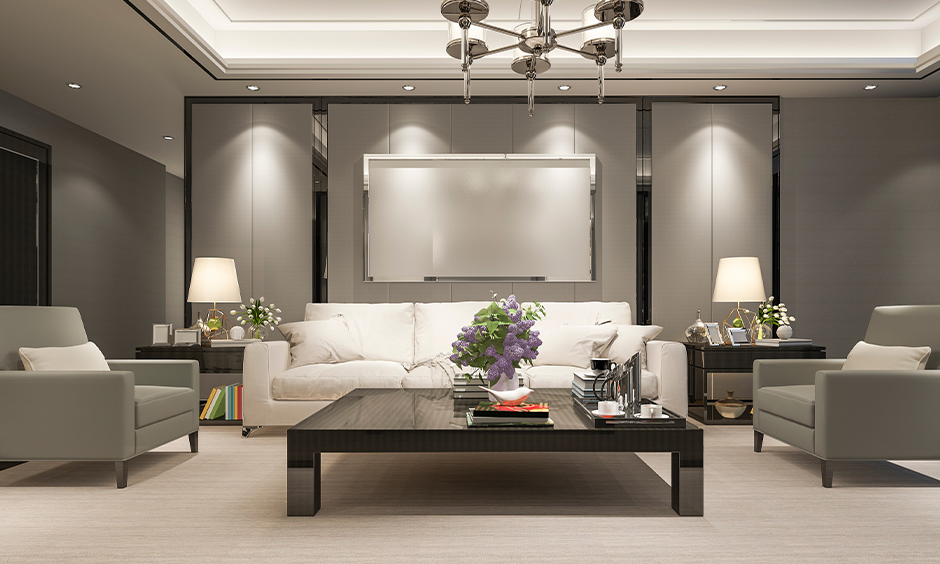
[0,306,199,488]
[753,305,940,487]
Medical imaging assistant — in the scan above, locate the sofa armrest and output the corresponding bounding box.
[0,370,136,460]
[243,341,290,411]
[647,340,688,417]
[815,369,940,460]
[108,359,199,391]
[753,359,846,396]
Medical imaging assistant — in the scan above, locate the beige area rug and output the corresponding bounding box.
[2,425,940,564]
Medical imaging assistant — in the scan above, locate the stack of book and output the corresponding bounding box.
[453,375,526,401]
[466,401,552,427]
[755,338,813,347]
[200,383,243,420]
[571,370,602,404]
[209,339,261,347]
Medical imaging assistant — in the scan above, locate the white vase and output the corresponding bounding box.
[777,325,793,340]
[488,373,519,402]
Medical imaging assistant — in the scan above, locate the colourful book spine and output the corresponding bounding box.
[235,385,243,420]
[225,384,233,420]
[207,387,227,419]
[200,389,217,420]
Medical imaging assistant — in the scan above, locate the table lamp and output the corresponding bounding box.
[188,257,241,340]
[712,256,766,344]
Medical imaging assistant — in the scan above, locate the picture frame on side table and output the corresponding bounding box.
[726,327,749,346]
[174,329,200,346]
[705,323,722,346]
[152,324,172,345]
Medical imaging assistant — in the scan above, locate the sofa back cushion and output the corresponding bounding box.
[305,303,415,366]
[532,324,619,368]
[531,302,633,327]
[414,301,490,365]
[1,306,89,370]
[279,316,365,368]
[865,305,940,369]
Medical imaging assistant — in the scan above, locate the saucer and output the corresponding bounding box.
[592,409,624,418]
[638,412,670,419]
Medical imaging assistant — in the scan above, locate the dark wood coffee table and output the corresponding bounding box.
[287,388,703,516]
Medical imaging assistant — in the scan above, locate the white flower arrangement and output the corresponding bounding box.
[230,296,282,339]
[755,296,795,327]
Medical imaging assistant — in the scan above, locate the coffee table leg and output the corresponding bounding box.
[287,449,320,516]
[671,450,704,516]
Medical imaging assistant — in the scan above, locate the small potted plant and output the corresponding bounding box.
[753,296,795,339]
[231,297,282,340]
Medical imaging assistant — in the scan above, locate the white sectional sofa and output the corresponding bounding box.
[242,301,687,430]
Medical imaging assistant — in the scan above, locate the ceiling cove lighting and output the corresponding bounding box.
[246,85,260,91]
[558,84,572,91]
[442,0,644,116]
[402,84,416,91]
[864,84,878,91]
[713,84,728,91]
[67,82,82,89]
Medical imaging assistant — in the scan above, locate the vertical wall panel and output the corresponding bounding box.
[390,104,452,155]
[165,172,184,329]
[512,104,575,154]
[251,104,313,324]
[451,104,513,153]
[651,104,714,340]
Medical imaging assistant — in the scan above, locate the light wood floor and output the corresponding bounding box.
[2,424,939,563]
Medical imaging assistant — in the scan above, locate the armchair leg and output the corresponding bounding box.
[115,461,128,489]
[754,430,764,453]
[821,459,833,488]
[189,431,198,453]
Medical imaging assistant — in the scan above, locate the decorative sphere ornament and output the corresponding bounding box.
[776,325,793,340]
[685,310,709,343]
[230,325,246,340]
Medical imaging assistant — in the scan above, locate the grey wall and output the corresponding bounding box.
[166,172,184,329]
[190,104,313,325]
[780,98,940,357]
[0,88,169,357]
[329,103,637,314]
[651,103,773,341]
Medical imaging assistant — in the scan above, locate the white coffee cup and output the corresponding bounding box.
[650,404,663,418]
[640,404,653,418]
[598,400,620,415]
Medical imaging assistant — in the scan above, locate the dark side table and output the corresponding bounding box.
[683,342,826,425]
[136,345,244,426]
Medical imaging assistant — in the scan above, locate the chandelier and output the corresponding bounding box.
[441,0,644,116]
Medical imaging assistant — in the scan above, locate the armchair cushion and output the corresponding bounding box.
[755,385,816,427]
[842,341,931,371]
[135,385,198,428]
[19,341,110,371]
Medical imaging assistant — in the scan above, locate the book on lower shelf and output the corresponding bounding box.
[200,383,243,420]
[754,338,813,347]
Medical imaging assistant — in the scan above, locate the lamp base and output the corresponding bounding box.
[203,306,233,341]
[721,307,757,344]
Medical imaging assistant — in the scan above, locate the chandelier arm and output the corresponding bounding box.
[553,42,600,61]
[553,21,609,40]
[470,41,525,60]
[471,21,526,39]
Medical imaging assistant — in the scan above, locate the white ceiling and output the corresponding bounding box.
[1,0,940,178]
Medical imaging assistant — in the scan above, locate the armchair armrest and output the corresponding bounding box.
[647,340,688,417]
[108,359,198,390]
[753,359,846,396]
[0,371,135,461]
[815,369,940,460]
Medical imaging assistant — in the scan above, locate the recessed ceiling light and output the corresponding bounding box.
[558,84,571,91]
[402,84,416,91]
[864,84,878,91]
[67,82,81,89]
[713,84,728,91]
[163,135,174,140]
[246,85,260,91]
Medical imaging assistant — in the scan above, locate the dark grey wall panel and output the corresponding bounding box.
[780,98,940,357]
[251,105,313,324]
[651,103,714,340]
[191,104,253,322]
[165,172,184,329]
[0,88,167,357]
[451,282,513,302]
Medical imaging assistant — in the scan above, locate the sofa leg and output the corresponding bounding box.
[115,461,128,489]
[189,431,199,453]
[821,459,833,488]
[754,430,764,453]
[242,426,262,438]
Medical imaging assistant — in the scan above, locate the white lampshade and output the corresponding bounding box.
[712,257,766,303]
[188,257,242,303]
[582,5,614,43]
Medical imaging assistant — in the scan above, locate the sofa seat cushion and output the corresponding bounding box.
[523,365,659,399]
[135,385,196,428]
[402,364,455,388]
[272,360,407,401]
[756,385,816,427]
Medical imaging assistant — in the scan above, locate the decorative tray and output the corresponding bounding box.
[572,398,687,429]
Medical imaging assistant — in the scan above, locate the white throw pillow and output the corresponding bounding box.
[19,341,110,371]
[279,316,365,368]
[842,341,931,371]
[602,324,664,368]
[533,325,619,368]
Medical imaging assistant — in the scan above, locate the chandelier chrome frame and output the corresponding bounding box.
[441,0,644,116]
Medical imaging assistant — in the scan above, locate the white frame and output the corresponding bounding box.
[152,323,172,345]
[705,323,722,346]
[174,329,200,346]
[726,327,749,346]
